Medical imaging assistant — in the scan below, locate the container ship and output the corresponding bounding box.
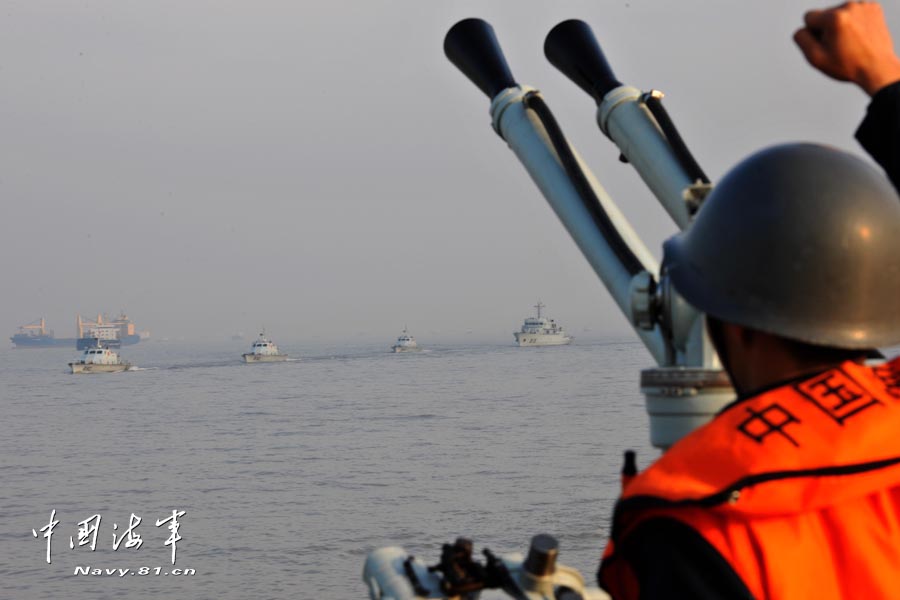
[76,313,145,350]
[10,313,148,349]
[9,318,76,348]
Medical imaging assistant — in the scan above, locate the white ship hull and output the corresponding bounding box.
[514,332,572,347]
[69,362,130,374]
[242,353,289,363]
[391,345,421,353]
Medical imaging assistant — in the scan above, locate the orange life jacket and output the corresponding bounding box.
[599,356,900,600]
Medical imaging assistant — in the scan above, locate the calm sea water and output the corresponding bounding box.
[1,338,658,599]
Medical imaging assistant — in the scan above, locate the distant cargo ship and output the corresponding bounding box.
[76,313,145,350]
[9,318,76,348]
[11,314,148,349]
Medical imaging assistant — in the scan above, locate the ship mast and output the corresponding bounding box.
[534,301,545,319]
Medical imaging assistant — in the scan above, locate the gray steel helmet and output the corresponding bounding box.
[664,143,900,349]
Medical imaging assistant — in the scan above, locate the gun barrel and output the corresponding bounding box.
[545,20,705,229]
[444,18,518,99]
[544,20,622,102]
[445,19,668,364]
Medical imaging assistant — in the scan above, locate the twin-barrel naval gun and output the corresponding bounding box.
[443,18,734,449]
[364,19,736,599]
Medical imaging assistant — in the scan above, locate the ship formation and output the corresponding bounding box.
[12,306,577,352]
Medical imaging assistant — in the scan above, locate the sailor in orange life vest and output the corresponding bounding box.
[597,4,900,599]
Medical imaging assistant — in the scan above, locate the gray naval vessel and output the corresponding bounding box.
[514,302,572,347]
[69,342,131,374]
[242,333,290,363]
[391,327,421,353]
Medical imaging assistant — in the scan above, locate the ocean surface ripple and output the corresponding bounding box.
[1,338,656,598]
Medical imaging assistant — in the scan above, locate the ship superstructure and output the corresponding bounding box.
[76,313,143,350]
[514,301,572,347]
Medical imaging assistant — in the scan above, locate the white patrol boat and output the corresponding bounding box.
[391,327,420,353]
[242,333,289,363]
[68,343,131,374]
[514,301,572,347]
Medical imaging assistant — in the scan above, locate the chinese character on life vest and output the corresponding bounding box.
[797,370,883,425]
[737,403,801,447]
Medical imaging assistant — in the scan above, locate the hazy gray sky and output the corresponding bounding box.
[2,1,895,344]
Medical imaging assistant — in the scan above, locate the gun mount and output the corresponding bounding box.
[445,18,734,448]
[363,535,610,600]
